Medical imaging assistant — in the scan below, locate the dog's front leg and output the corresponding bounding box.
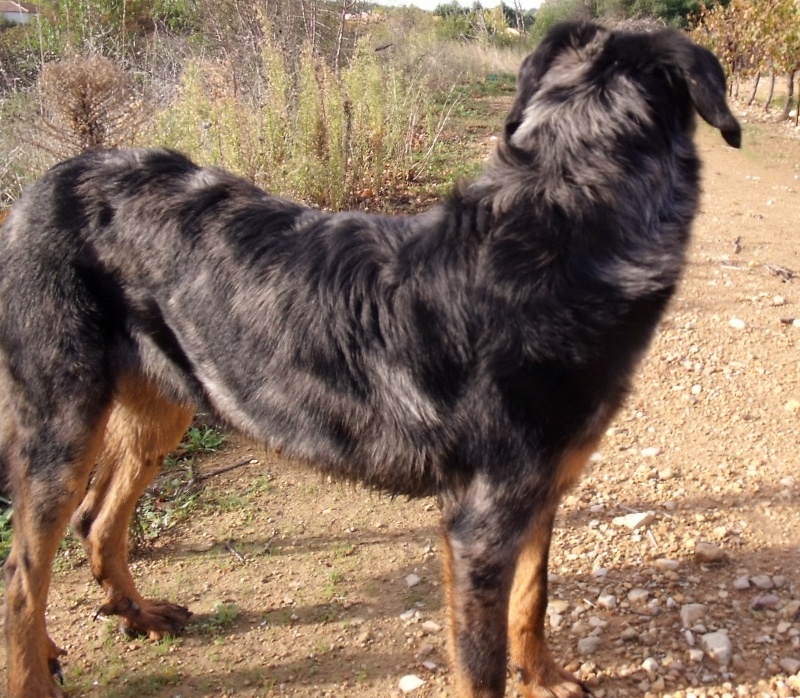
[508,498,592,698]
[441,479,524,698]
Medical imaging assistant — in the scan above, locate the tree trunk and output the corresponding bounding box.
[783,70,796,120]
[747,73,760,105]
[765,72,776,112]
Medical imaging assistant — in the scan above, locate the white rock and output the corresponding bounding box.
[577,636,600,655]
[548,599,570,615]
[729,317,747,329]
[640,446,661,457]
[701,631,733,665]
[780,600,800,618]
[750,574,774,590]
[612,511,655,530]
[732,575,751,590]
[687,648,705,663]
[641,657,659,680]
[628,588,650,604]
[399,675,425,692]
[695,541,728,563]
[773,295,787,306]
[588,616,607,629]
[597,594,617,610]
[399,609,417,621]
[421,620,442,634]
[592,567,608,578]
[422,660,438,671]
[681,603,708,627]
[405,574,421,587]
[779,657,800,675]
[655,558,680,572]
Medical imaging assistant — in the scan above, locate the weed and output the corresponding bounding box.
[202,601,240,634]
[0,496,12,562]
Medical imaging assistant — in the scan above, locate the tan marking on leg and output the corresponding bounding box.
[5,411,110,698]
[71,374,195,638]
[508,441,601,698]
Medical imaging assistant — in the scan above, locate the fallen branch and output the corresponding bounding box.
[197,458,256,482]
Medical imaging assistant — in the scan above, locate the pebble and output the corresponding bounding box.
[729,317,747,329]
[733,575,751,590]
[641,657,659,679]
[681,603,708,627]
[640,446,661,457]
[785,399,800,414]
[577,636,600,655]
[421,620,442,634]
[780,600,800,619]
[695,541,729,563]
[779,657,800,675]
[597,594,617,610]
[405,574,421,587]
[751,594,781,610]
[750,574,774,590]
[612,511,655,530]
[398,675,425,693]
[655,558,680,572]
[701,631,733,665]
[628,588,650,604]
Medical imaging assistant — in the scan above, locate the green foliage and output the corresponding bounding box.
[530,0,592,43]
[0,498,12,563]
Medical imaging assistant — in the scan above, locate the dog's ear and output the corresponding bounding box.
[668,37,741,148]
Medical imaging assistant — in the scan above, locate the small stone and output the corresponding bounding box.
[620,627,638,641]
[695,541,729,563]
[750,574,775,590]
[612,511,655,530]
[655,558,680,572]
[398,675,425,692]
[405,574,421,587]
[640,447,661,457]
[701,631,733,665]
[773,296,787,306]
[688,648,705,663]
[641,657,659,679]
[780,600,800,619]
[421,620,442,634]
[548,599,570,615]
[597,594,617,610]
[681,604,708,627]
[729,317,747,329]
[422,660,438,671]
[751,594,781,610]
[399,609,417,621]
[733,575,751,590]
[577,636,600,655]
[785,399,800,414]
[779,657,800,675]
[628,588,650,604]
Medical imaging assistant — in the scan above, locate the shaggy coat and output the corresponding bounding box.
[0,20,739,698]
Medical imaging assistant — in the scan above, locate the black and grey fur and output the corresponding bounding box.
[1,21,739,698]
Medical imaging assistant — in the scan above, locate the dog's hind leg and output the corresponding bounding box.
[3,402,111,698]
[71,375,195,639]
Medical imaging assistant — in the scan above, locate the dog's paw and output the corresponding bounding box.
[517,665,593,698]
[97,597,193,640]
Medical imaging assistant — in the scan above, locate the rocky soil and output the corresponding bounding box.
[1,112,800,698]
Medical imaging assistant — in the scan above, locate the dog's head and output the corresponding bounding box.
[504,21,741,154]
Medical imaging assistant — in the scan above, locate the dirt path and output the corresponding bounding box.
[2,117,800,698]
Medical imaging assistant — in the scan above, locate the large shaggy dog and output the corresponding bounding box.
[1,21,739,698]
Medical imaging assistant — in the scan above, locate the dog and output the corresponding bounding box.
[0,20,739,698]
